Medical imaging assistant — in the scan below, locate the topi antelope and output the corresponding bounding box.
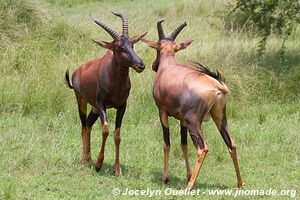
[65,12,147,175]
[141,20,243,189]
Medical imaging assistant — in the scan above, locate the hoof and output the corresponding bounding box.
[113,165,121,176]
[162,177,170,184]
[237,181,245,189]
[94,162,102,172]
[187,174,192,183]
[113,168,121,176]
[80,164,89,169]
[95,166,101,172]
[94,159,104,173]
[80,159,93,169]
[185,181,194,191]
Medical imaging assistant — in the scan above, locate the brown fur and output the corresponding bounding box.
[142,20,243,189]
[65,13,146,174]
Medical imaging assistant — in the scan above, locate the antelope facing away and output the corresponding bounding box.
[141,20,243,189]
[65,12,147,175]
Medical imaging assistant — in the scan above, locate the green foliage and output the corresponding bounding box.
[226,0,300,58]
[0,0,48,41]
[0,1,299,199]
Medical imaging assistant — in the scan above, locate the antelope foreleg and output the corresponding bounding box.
[94,104,109,172]
[113,103,126,176]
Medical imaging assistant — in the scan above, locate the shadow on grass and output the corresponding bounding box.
[232,48,300,102]
[75,161,230,189]
[73,161,128,177]
[237,47,300,74]
[90,162,131,177]
[150,168,185,189]
[260,49,300,74]
[258,50,300,100]
[150,168,229,189]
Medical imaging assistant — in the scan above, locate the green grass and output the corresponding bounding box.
[0,0,299,199]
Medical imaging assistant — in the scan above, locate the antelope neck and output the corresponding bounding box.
[109,52,130,85]
[158,53,177,70]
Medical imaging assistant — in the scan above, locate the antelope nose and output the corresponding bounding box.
[134,62,145,72]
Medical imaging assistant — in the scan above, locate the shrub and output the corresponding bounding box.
[224,0,300,58]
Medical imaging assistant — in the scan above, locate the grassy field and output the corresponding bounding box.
[0,0,299,199]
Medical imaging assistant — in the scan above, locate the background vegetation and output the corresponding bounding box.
[0,0,299,199]
[226,0,300,58]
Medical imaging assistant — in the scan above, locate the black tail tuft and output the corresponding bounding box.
[65,69,73,89]
[191,62,225,83]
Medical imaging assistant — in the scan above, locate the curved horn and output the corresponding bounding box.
[157,20,166,40]
[169,22,187,41]
[93,17,119,39]
[112,12,128,37]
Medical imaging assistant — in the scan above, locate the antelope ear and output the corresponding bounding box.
[140,38,158,49]
[91,39,113,49]
[130,32,148,44]
[175,40,193,52]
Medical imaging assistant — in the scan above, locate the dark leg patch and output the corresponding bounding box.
[180,125,188,145]
[86,111,98,128]
[115,103,127,130]
[162,124,170,146]
[79,110,87,128]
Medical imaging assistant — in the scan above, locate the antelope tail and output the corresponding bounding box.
[65,69,73,89]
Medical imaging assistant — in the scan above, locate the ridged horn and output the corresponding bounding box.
[93,16,119,40]
[112,12,128,37]
[157,20,166,40]
[169,22,187,40]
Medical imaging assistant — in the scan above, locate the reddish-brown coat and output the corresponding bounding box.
[142,21,243,189]
[65,13,146,175]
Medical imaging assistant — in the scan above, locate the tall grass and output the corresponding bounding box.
[0,0,48,40]
[0,0,96,115]
[1,0,299,116]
